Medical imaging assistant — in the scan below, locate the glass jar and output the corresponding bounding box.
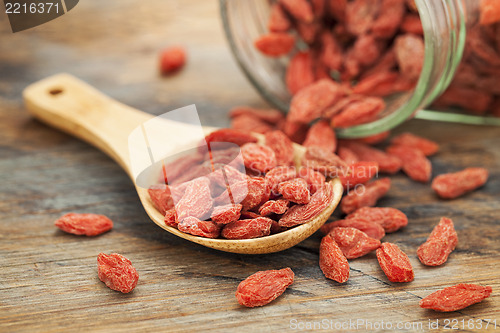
[220,0,500,138]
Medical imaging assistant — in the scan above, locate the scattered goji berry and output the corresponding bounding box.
[419,284,493,312]
[303,120,337,153]
[254,33,296,57]
[386,144,432,182]
[279,182,334,227]
[236,268,294,307]
[319,234,350,283]
[341,141,402,174]
[329,227,381,259]
[346,207,408,233]
[331,97,386,128]
[340,178,391,214]
[302,146,347,177]
[264,130,295,167]
[376,243,414,282]
[417,217,458,266]
[338,161,379,189]
[278,178,311,204]
[321,218,386,240]
[55,213,113,236]
[390,132,439,156]
[431,167,489,199]
[97,253,139,293]
[221,217,274,239]
[159,46,186,75]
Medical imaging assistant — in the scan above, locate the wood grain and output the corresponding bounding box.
[0,0,499,332]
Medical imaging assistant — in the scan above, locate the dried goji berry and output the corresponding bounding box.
[320,31,343,71]
[164,209,178,227]
[264,130,295,167]
[350,34,382,68]
[390,132,439,156]
[279,0,314,23]
[288,79,344,124]
[301,146,347,177]
[230,114,273,134]
[431,167,489,199]
[278,178,311,204]
[341,141,402,174]
[303,120,337,153]
[350,131,391,145]
[433,85,493,115]
[401,14,423,35]
[55,213,113,236]
[178,216,221,238]
[371,0,405,39]
[345,0,380,36]
[337,146,359,165]
[161,152,204,184]
[296,167,326,194]
[340,178,391,214]
[352,72,399,96]
[321,218,386,240]
[279,182,335,227]
[211,204,242,225]
[331,97,386,128]
[204,129,257,150]
[346,207,408,233]
[283,119,310,144]
[286,51,316,95]
[386,144,432,183]
[221,217,274,239]
[330,227,381,259]
[97,253,139,293]
[258,199,290,216]
[319,234,350,283]
[268,3,291,32]
[338,161,379,189]
[174,177,214,222]
[159,46,186,75]
[376,243,414,282]
[480,0,500,25]
[241,143,277,174]
[419,284,493,312]
[265,166,298,194]
[255,33,295,57]
[417,217,458,266]
[236,268,294,307]
[394,33,424,81]
[148,185,175,215]
[229,106,285,125]
[296,21,320,44]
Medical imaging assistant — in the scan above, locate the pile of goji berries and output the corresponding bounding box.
[254,0,500,121]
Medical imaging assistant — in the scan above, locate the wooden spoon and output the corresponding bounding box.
[23,73,343,254]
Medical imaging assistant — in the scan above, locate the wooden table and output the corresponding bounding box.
[1,1,499,331]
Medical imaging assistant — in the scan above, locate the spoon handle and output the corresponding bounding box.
[23,73,153,174]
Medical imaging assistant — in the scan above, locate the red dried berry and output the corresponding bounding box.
[302,146,347,177]
[164,209,178,227]
[264,130,295,167]
[321,219,386,240]
[420,284,493,312]
[296,167,327,194]
[161,153,204,184]
[386,144,432,183]
[431,167,489,199]
[278,178,311,204]
[204,129,257,150]
[236,268,294,307]
[480,0,500,25]
[268,3,291,32]
[320,31,343,71]
[221,217,274,239]
[241,143,277,174]
[330,227,381,259]
[231,114,273,134]
[319,234,350,283]
[178,216,221,238]
[337,146,359,165]
[229,106,285,125]
[148,185,175,215]
[345,0,380,36]
[340,178,391,214]
[265,166,298,193]
[401,14,423,35]
[175,177,214,222]
[97,253,139,293]
[211,204,242,225]
[332,97,386,128]
[303,120,337,153]
[376,243,414,283]
[288,79,344,124]
[341,141,402,174]
[255,33,295,57]
[258,199,290,216]
[346,207,408,233]
[283,119,310,144]
[394,33,425,81]
[55,213,113,236]
[390,132,439,156]
[351,131,391,146]
[417,217,458,266]
[338,161,379,189]
[159,46,186,75]
[279,181,335,227]
[286,51,316,95]
[280,0,314,23]
[371,0,405,39]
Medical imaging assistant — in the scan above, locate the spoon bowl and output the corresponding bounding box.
[24,74,343,254]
